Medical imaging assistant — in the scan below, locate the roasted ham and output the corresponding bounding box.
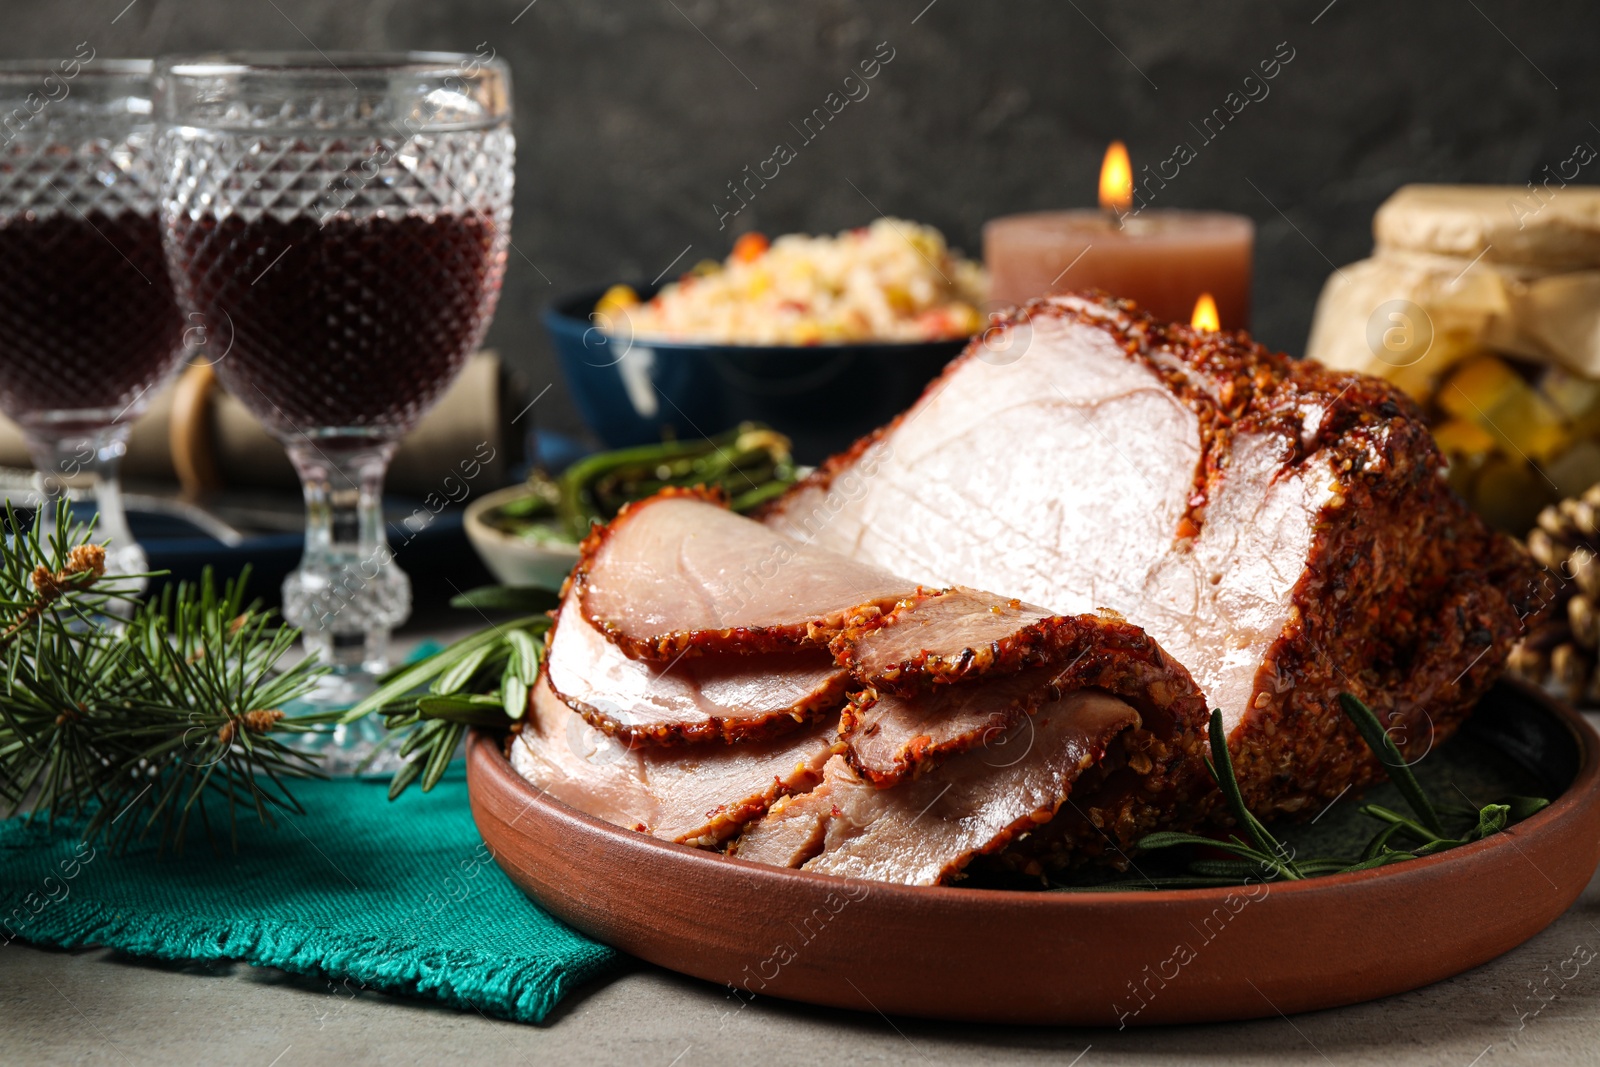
[733,690,1143,886]
[508,292,1536,886]
[510,677,837,846]
[573,488,915,660]
[544,596,848,745]
[762,294,1538,816]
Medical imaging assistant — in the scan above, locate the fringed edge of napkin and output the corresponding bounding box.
[2,892,622,1024]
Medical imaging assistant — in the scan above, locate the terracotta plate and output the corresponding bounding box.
[467,680,1600,1025]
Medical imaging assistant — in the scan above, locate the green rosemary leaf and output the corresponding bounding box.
[1470,803,1510,841]
[505,629,541,685]
[1359,803,1448,845]
[416,693,509,726]
[399,719,445,759]
[1139,830,1239,851]
[416,693,503,710]
[421,722,466,792]
[387,758,424,801]
[1201,709,1303,877]
[1360,819,1407,861]
[1180,856,1352,879]
[346,616,550,724]
[1205,711,1254,842]
[1182,858,1269,877]
[1295,858,1362,875]
[1137,831,1291,877]
[1336,852,1415,874]
[1338,692,1444,836]
[502,674,529,722]
[1505,795,1552,822]
[379,709,423,731]
[430,643,498,696]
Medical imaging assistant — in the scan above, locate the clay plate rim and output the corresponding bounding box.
[467,680,1600,1025]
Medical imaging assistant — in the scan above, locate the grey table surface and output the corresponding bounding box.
[6,879,1600,1067]
[5,659,1600,1067]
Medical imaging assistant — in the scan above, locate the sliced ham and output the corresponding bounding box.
[545,595,848,745]
[829,586,1054,690]
[572,487,917,661]
[831,586,1193,698]
[842,608,1207,785]
[762,293,1539,815]
[510,678,837,846]
[733,690,1143,886]
[844,668,1060,787]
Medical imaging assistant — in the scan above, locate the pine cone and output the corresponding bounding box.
[1511,482,1600,704]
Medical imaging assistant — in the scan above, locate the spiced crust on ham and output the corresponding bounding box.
[571,487,915,662]
[760,292,1541,818]
[840,608,1209,786]
[544,595,848,745]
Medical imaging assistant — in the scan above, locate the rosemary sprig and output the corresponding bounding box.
[0,505,326,852]
[1053,694,1550,892]
[340,591,553,799]
[1339,692,1445,836]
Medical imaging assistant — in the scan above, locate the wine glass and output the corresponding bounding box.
[0,59,184,580]
[155,53,514,711]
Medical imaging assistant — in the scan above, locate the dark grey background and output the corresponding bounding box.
[6,0,1596,438]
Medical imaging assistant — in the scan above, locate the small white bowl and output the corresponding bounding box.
[464,484,582,590]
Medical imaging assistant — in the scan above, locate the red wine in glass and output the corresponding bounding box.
[0,210,181,433]
[167,211,503,442]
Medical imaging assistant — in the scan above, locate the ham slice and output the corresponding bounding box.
[830,586,1196,699]
[829,587,1055,690]
[510,678,837,846]
[573,487,916,660]
[545,595,848,744]
[844,668,1062,787]
[842,607,1207,785]
[733,690,1143,886]
[762,293,1539,816]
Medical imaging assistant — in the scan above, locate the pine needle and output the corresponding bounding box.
[0,508,326,851]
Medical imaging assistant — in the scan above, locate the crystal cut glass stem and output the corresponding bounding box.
[282,441,409,702]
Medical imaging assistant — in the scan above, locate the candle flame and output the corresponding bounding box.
[1191,293,1220,332]
[1098,141,1133,213]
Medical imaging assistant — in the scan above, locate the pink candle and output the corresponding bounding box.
[982,144,1254,330]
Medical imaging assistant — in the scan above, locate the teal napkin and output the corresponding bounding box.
[0,765,621,1023]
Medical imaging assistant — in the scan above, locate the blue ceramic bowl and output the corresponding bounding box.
[543,285,969,464]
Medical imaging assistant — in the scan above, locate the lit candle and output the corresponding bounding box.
[983,143,1255,330]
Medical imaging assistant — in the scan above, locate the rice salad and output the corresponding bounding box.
[598,219,987,346]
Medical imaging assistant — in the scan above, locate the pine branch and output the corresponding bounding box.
[0,506,327,852]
